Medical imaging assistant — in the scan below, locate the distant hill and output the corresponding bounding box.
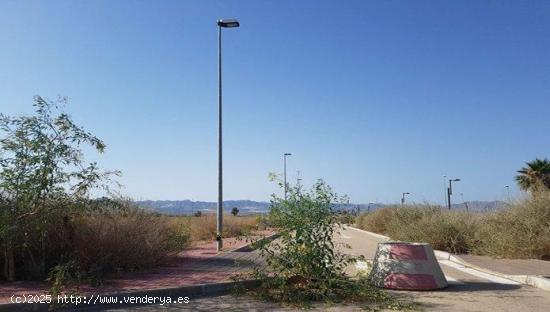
[135,200,510,215]
[135,200,270,215]
[450,200,510,212]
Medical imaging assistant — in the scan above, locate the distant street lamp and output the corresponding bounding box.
[283,153,292,199]
[460,192,469,212]
[401,192,410,205]
[216,18,240,252]
[443,175,447,208]
[447,178,461,210]
[505,185,511,202]
[367,202,375,212]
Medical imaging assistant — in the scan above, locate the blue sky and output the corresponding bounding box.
[1,1,548,204]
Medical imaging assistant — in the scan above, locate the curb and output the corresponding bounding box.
[346,226,390,241]
[349,226,550,292]
[434,250,550,291]
[229,232,280,252]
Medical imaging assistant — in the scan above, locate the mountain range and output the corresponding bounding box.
[135,200,509,215]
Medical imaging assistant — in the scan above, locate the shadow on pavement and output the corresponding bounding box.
[442,282,521,292]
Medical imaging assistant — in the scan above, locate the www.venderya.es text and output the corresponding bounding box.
[11,294,190,306]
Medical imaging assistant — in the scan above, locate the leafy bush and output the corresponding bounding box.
[249,180,412,309]
[0,98,191,284]
[0,97,118,281]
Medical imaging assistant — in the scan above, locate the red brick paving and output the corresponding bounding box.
[0,232,270,304]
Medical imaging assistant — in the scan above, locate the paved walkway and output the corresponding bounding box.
[101,227,550,312]
[338,226,550,312]
[0,234,268,304]
[456,254,550,277]
[346,226,550,278]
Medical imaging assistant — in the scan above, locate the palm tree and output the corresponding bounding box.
[515,158,550,192]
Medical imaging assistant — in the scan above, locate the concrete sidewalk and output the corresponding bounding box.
[455,254,550,277]
[348,226,550,290]
[0,234,267,306]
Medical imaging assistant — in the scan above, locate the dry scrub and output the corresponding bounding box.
[72,208,188,281]
[171,213,261,243]
[356,192,550,259]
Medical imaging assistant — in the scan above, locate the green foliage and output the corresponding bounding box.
[250,180,413,309]
[167,223,191,251]
[261,180,353,282]
[47,260,81,296]
[0,96,118,281]
[516,158,550,193]
[231,207,239,216]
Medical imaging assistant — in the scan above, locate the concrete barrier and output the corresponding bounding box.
[369,242,448,290]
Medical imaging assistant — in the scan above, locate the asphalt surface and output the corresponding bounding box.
[337,226,550,312]
[101,226,550,311]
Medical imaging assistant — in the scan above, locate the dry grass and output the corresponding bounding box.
[473,192,550,258]
[68,210,261,282]
[355,192,550,259]
[72,208,188,279]
[170,213,260,243]
[355,207,395,234]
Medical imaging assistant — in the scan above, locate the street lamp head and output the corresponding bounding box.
[217,19,240,28]
[453,179,461,182]
[284,153,292,156]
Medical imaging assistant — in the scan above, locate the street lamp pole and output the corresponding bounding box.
[368,203,375,213]
[296,170,302,193]
[461,192,469,212]
[283,153,292,199]
[216,18,239,252]
[443,175,447,209]
[401,192,410,205]
[447,178,461,210]
[505,185,511,202]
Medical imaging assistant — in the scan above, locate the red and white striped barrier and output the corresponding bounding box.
[369,242,448,290]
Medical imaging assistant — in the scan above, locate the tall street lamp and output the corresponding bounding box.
[283,153,292,199]
[216,18,240,252]
[296,170,302,193]
[401,192,410,205]
[505,185,511,202]
[447,178,461,210]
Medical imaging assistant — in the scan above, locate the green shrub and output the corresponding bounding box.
[249,180,412,309]
[0,97,119,281]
